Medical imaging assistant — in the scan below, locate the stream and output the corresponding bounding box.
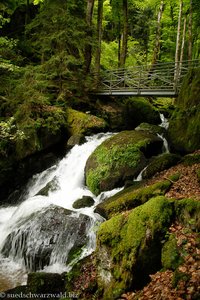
[0,132,122,291]
[0,115,169,291]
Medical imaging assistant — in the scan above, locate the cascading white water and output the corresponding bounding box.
[158,113,170,153]
[0,132,119,291]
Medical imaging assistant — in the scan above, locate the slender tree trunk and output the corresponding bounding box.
[174,0,183,84]
[151,0,164,67]
[119,0,128,68]
[95,0,103,78]
[188,0,193,62]
[118,22,121,68]
[84,0,95,74]
[179,14,187,75]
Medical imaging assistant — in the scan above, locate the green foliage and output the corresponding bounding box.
[0,117,26,156]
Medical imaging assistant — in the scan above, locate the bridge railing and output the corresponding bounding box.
[93,60,200,95]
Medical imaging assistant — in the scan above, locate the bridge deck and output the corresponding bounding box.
[92,60,200,97]
[94,89,178,97]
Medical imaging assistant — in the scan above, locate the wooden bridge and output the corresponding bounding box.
[92,60,200,97]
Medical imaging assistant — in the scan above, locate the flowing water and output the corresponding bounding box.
[0,116,170,291]
[0,132,123,291]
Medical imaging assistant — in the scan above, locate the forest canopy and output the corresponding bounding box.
[0,0,199,114]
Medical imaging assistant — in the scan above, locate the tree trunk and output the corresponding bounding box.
[179,14,187,76]
[95,0,103,78]
[151,0,164,68]
[84,0,95,74]
[174,0,183,84]
[188,0,193,62]
[119,0,128,68]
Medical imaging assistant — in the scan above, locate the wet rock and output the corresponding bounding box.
[1,205,91,271]
[66,134,86,149]
[73,196,95,209]
[36,176,59,196]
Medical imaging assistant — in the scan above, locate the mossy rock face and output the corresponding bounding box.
[66,108,107,135]
[123,97,161,129]
[161,234,183,270]
[174,198,200,231]
[96,196,174,298]
[85,130,163,195]
[66,134,86,149]
[95,179,173,219]
[135,122,165,136]
[27,272,65,294]
[95,100,125,131]
[181,152,200,166]
[73,196,95,209]
[168,68,200,153]
[142,153,181,179]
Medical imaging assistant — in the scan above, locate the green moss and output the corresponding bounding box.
[174,198,200,231]
[66,108,107,135]
[95,179,175,219]
[97,196,174,298]
[196,169,200,184]
[86,130,163,195]
[182,153,200,166]
[143,153,181,179]
[135,122,165,135]
[172,270,190,289]
[124,97,160,128]
[162,234,183,270]
[168,68,200,153]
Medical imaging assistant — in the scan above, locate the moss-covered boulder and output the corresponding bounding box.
[95,179,174,219]
[142,153,181,179]
[161,234,183,271]
[66,108,107,135]
[96,196,174,299]
[95,97,160,131]
[85,130,163,195]
[27,272,65,295]
[135,122,165,136]
[174,198,200,231]
[123,97,161,129]
[73,196,95,209]
[168,68,200,153]
[181,152,200,166]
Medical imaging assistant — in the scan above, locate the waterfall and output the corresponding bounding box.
[0,132,116,291]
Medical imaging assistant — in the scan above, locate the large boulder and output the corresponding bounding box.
[123,97,161,129]
[96,196,174,299]
[95,97,161,131]
[1,205,91,271]
[85,130,163,195]
[168,68,200,153]
[66,108,107,135]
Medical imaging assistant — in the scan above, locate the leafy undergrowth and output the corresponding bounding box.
[121,223,200,300]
